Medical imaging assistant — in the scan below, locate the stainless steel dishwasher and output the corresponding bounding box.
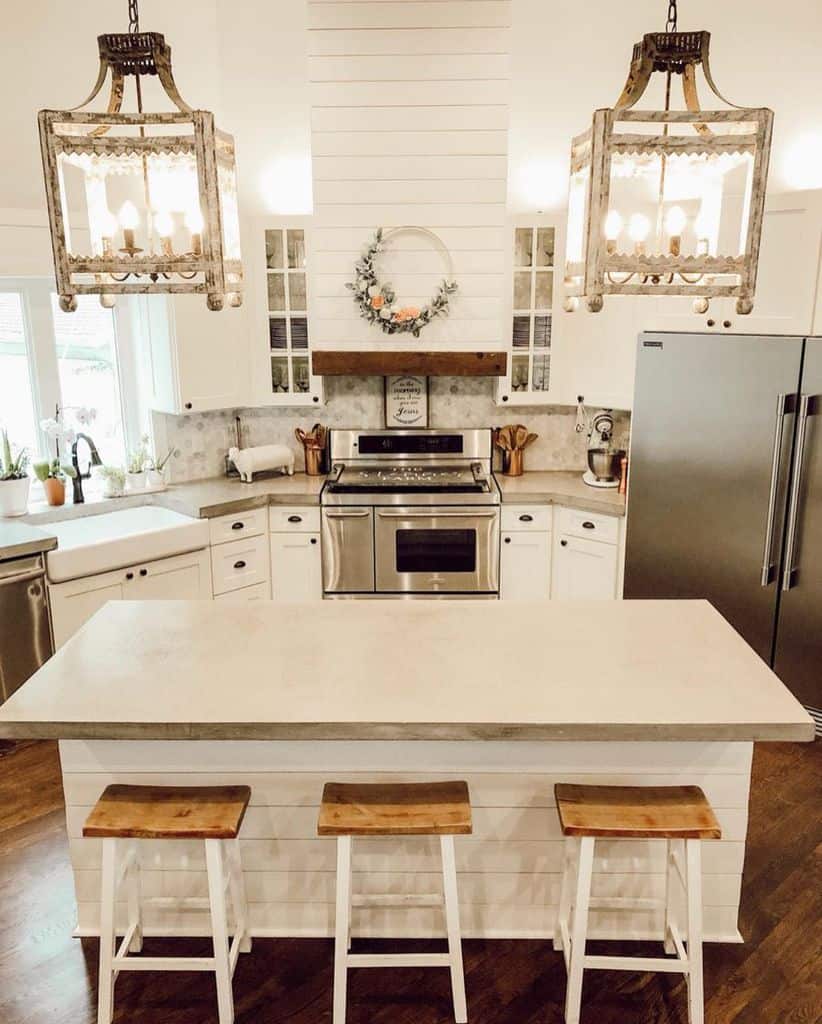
[0,553,52,704]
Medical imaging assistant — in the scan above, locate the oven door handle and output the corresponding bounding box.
[376,509,499,519]
[323,509,371,518]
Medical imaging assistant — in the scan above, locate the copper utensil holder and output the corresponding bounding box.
[503,449,524,476]
[304,448,324,476]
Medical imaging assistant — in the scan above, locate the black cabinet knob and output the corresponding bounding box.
[723,320,732,328]
[707,318,715,327]
[502,395,509,402]
[313,396,319,403]
[125,571,134,580]
[504,537,511,544]
[234,560,246,570]
[582,521,595,530]
[184,401,192,410]
[560,539,568,547]
[310,538,317,545]
[288,515,302,523]
[139,568,147,577]
[519,514,533,522]
[231,522,244,531]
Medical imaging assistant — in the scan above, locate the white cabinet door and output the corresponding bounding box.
[270,532,322,602]
[48,570,127,649]
[127,549,212,600]
[500,532,551,601]
[142,294,249,414]
[552,534,618,600]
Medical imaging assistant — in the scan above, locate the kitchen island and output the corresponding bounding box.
[0,599,811,943]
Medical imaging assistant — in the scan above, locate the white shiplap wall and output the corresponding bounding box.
[308,0,511,350]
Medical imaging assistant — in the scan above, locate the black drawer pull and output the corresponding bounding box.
[233,560,246,570]
[125,571,134,580]
[582,521,595,530]
[504,537,511,544]
[518,514,533,523]
[560,539,568,547]
[139,568,147,577]
[288,515,302,523]
[231,522,244,531]
[310,538,317,545]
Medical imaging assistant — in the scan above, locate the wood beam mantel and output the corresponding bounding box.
[311,350,508,377]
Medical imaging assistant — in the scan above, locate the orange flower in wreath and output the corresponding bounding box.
[393,306,420,323]
[371,295,384,309]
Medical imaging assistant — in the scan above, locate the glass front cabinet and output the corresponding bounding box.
[249,220,323,406]
[498,221,557,405]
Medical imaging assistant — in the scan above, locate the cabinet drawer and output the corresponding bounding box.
[208,507,267,545]
[501,504,552,532]
[214,581,271,602]
[269,505,321,533]
[555,506,619,545]
[210,535,270,595]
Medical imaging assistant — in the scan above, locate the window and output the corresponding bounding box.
[0,279,140,471]
[511,226,554,395]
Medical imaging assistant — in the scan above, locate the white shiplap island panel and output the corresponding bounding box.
[0,599,811,943]
[308,0,510,351]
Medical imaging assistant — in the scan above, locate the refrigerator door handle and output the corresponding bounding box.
[782,394,820,591]
[761,393,795,586]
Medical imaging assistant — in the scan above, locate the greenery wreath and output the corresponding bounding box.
[346,227,458,338]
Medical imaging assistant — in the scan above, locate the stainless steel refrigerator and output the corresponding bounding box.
[625,332,822,724]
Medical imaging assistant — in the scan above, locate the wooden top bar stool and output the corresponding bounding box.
[553,784,721,1024]
[84,784,252,1024]
[319,780,472,1024]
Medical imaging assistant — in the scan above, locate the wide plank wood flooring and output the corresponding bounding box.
[0,739,819,1023]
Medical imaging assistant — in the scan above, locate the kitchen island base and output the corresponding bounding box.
[61,738,751,944]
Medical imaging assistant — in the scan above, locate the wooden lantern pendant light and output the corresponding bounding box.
[564,0,773,315]
[38,0,243,312]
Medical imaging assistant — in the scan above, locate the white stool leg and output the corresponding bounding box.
[564,835,594,1024]
[664,838,677,956]
[347,837,354,952]
[127,844,143,953]
[685,839,705,1024]
[554,837,577,952]
[334,836,352,1024]
[97,837,117,1024]
[227,839,252,954]
[441,835,468,1024]
[206,839,235,1024]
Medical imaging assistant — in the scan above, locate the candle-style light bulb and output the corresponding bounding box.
[665,205,687,256]
[117,200,142,255]
[604,210,623,254]
[694,204,712,256]
[185,207,204,256]
[155,209,174,257]
[628,213,650,256]
[99,209,117,256]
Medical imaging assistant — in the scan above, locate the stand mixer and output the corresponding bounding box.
[583,410,625,489]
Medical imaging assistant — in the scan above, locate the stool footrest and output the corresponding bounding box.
[347,952,452,969]
[588,896,663,911]
[351,893,442,909]
[144,896,212,911]
[114,955,217,972]
[583,954,690,974]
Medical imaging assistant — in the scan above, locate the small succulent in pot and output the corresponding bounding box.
[0,430,31,517]
[97,465,126,498]
[126,435,150,491]
[33,459,77,507]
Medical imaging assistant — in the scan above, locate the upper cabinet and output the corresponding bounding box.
[141,294,250,415]
[497,220,557,405]
[248,220,323,407]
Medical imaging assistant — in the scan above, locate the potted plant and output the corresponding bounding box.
[145,448,173,490]
[33,460,77,507]
[0,431,31,517]
[126,435,149,492]
[98,465,126,498]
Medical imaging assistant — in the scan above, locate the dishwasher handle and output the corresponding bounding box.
[0,567,45,587]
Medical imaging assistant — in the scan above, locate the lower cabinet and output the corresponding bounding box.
[270,532,322,602]
[49,548,212,648]
[501,532,552,600]
[551,507,620,599]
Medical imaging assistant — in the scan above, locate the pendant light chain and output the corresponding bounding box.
[666,0,678,33]
[128,0,140,34]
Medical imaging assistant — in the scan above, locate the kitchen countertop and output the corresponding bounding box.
[159,473,327,518]
[495,471,626,516]
[0,599,812,742]
[0,520,58,561]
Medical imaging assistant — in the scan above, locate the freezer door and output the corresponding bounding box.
[773,338,822,710]
[625,332,803,663]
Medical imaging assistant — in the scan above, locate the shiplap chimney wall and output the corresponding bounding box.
[308,0,511,350]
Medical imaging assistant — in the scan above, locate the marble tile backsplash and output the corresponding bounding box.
[152,377,630,483]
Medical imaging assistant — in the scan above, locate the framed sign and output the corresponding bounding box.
[384,375,429,428]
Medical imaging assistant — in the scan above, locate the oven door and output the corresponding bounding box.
[375,506,500,594]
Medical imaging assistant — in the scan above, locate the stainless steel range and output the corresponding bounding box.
[321,429,500,597]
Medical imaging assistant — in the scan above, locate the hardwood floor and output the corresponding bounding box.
[0,740,819,1023]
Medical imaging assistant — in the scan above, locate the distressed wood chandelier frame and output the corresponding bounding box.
[38,14,242,312]
[564,28,773,314]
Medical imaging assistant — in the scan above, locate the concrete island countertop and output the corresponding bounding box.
[0,520,58,560]
[0,599,812,743]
